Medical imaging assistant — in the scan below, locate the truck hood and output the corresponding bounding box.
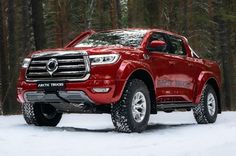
[27,46,142,58]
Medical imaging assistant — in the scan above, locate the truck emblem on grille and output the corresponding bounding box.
[46,58,58,76]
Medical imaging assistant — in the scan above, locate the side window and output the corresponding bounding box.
[147,33,167,53]
[167,35,186,56]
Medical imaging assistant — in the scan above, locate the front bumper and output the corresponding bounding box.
[24,91,93,104]
[17,79,126,105]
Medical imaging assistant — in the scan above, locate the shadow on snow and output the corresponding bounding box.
[23,122,196,133]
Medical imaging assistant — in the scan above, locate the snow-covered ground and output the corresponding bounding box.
[0,111,236,156]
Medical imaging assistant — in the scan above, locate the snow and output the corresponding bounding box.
[0,111,236,156]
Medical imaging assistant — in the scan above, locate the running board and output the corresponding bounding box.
[156,103,196,111]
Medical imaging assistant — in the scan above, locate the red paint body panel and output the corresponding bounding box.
[17,28,221,107]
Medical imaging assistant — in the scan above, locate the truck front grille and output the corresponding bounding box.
[26,51,90,81]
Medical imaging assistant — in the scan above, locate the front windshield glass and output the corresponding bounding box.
[75,30,148,48]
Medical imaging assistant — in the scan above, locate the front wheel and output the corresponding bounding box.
[22,103,62,126]
[193,84,218,124]
[111,79,151,133]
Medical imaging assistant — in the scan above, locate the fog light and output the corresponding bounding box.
[93,88,110,93]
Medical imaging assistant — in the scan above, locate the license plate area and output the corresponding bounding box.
[37,82,65,91]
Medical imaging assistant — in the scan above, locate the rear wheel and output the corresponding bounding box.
[111,79,151,133]
[22,103,62,126]
[193,84,218,124]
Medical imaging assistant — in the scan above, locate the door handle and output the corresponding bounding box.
[188,63,193,67]
[168,61,176,65]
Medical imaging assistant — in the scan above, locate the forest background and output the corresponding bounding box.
[0,0,236,114]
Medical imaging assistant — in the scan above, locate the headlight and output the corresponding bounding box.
[22,58,31,68]
[89,54,120,65]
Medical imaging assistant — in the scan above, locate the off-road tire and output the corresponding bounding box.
[193,84,218,124]
[22,103,62,126]
[111,79,151,133]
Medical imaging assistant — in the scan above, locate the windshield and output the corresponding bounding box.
[75,30,148,48]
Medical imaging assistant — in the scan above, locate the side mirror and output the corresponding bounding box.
[149,40,167,49]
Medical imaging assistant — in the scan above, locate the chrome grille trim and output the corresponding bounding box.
[28,66,46,70]
[26,51,90,82]
[30,60,48,65]
[58,58,84,64]
[31,51,88,58]
[58,64,85,70]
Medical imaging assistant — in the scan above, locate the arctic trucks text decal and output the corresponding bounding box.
[157,80,192,89]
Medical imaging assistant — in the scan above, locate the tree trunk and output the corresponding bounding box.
[0,0,9,114]
[54,0,70,47]
[182,0,188,35]
[116,0,122,28]
[97,0,105,30]
[128,0,146,27]
[86,0,95,29]
[21,0,35,55]
[8,0,20,114]
[145,0,160,27]
[218,19,233,110]
[110,0,119,29]
[31,0,46,50]
[7,0,15,77]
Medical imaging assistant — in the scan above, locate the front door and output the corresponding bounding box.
[146,32,174,102]
[163,34,195,102]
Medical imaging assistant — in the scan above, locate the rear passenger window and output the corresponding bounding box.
[167,35,186,56]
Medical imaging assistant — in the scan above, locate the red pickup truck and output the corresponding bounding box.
[17,29,221,133]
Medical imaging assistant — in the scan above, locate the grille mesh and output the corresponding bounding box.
[26,52,89,81]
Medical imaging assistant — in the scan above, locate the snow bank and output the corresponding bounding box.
[0,111,236,156]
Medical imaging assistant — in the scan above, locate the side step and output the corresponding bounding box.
[156,103,196,112]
